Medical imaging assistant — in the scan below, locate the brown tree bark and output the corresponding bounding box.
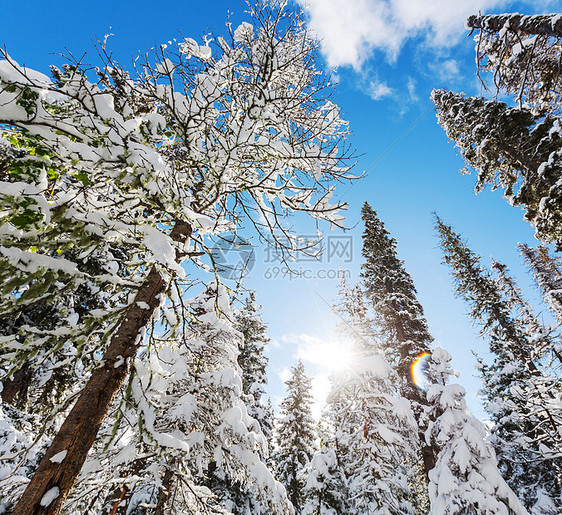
[154,465,175,515]
[1,364,32,405]
[12,221,191,515]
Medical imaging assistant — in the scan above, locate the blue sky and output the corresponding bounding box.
[2,0,559,419]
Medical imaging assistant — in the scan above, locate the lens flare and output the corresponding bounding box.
[412,352,431,391]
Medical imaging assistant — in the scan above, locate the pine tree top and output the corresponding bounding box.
[360,202,432,378]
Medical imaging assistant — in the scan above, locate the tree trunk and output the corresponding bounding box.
[1,364,32,405]
[12,221,191,515]
[405,384,437,480]
[154,465,175,515]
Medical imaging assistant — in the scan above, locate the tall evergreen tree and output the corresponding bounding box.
[206,292,276,514]
[435,217,562,513]
[235,293,275,442]
[325,277,420,514]
[303,429,347,515]
[491,259,562,365]
[431,89,562,247]
[433,11,562,248]
[273,360,317,514]
[360,203,433,377]
[359,202,437,480]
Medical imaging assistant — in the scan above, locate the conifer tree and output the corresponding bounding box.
[360,202,433,377]
[273,360,317,514]
[326,278,420,514]
[359,202,437,480]
[206,292,276,514]
[303,441,347,515]
[519,244,562,326]
[435,218,562,513]
[335,368,417,514]
[235,293,275,442]
[491,259,562,365]
[425,348,529,515]
[431,89,562,247]
[432,11,562,248]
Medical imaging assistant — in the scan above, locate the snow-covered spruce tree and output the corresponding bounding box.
[323,358,418,514]
[205,292,276,514]
[62,283,291,515]
[360,202,433,376]
[0,0,355,511]
[435,217,562,513]
[519,244,562,327]
[273,360,317,514]
[491,259,562,365]
[467,14,562,113]
[235,293,275,443]
[359,202,437,483]
[302,437,347,515]
[431,89,562,248]
[425,348,529,515]
[324,278,420,514]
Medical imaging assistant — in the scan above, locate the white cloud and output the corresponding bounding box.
[407,77,419,103]
[437,59,461,81]
[368,79,394,101]
[277,366,292,384]
[297,0,509,69]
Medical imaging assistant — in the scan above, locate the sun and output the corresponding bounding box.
[324,340,355,373]
[309,339,355,374]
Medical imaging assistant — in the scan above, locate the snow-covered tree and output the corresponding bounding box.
[0,0,355,510]
[435,217,562,513]
[467,13,562,113]
[206,292,276,514]
[303,440,347,515]
[425,348,529,515]
[432,89,562,248]
[235,293,274,442]
[491,259,562,365]
[323,357,418,514]
[520,244,562,328]
[273,360,317,514]
[324,278,421,514]
[360,202,433,377]
[62,283,291,515]
[433,12,562,248]
[359,202,437,483]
